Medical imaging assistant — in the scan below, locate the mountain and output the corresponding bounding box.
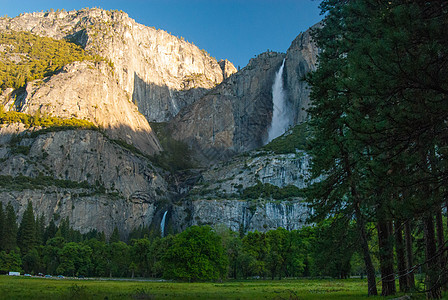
[169,26,319,164]
[0,8,318,237]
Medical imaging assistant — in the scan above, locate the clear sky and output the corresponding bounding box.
[0,0,323,68]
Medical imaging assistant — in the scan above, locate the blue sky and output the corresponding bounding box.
[1,0,323,68]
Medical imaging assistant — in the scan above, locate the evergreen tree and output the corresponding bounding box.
[17,201,36,254]
[307,0,448,297]
[109,227,120,244]
[0,202,4,250]
[44,219,57,243]
[3,202,18,252]
[35,214,45,246]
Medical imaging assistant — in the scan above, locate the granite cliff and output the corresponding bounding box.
[0,124,169,237]
[168,26,318,164]
[0,8,235,122]
[170,52,286,163]
[0,8,318,236]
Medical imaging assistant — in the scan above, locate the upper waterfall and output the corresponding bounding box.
[266,59,290,144]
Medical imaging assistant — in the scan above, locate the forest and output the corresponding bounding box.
[0,200,444,290]
[304,0,448,298]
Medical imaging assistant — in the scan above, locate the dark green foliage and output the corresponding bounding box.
[10,145,30,155]
[306,0,448,297]
[241,231,268,278]
[109,241,130,277]
[241,181,304,200]
[0,202,429,282]
[162,226,227,281]
[0,31,100,90]
[310,218,358,279]
[57,242,92,277]
[129,238,151,277]
[0,175,91,191]
[17,202,36,254]
[263,123,310,154]
[0,203,4,251]
[150,122,194,172]
[0,249,22,273]
[109,227,120,244]
[3,202,18,252]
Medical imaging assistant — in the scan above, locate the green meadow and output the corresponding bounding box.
[0,276,438,299]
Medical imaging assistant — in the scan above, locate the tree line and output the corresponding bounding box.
[305,0,448,298]
[0,201,350,280]
[0,201,441,285]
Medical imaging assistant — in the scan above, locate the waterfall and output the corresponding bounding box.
[160,211,168,237]
[266,59,289,144]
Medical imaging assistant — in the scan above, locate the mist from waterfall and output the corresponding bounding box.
[160,211,168,237]
[266,59,290,144]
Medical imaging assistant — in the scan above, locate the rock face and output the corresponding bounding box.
[284,24,320,124]
[1,61,161,155]
[172,199,309,233]
[162,149,312,234]
[219,59,238,79]
[170,52,286,163]
[0,124,169,236]
[197,150,311,194]
[0,8,320,236]
[168,25,319,164]
[1,189,158,238]
[0,8,227,122]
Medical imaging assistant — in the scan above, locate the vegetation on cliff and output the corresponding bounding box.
[262,123,309,155]
[0,105,97,130]
[0,31,101,90]
[150,122,194,172]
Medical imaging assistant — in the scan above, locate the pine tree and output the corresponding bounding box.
[306,0,448,297]
[17,201,36,254]
[44,219,57,243]
[35,214,46,246]
[109,227,120,244]
[0,202,4,250]
[3,202,18,252]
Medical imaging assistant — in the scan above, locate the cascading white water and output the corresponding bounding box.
[266,59,289,144]
[160,211,168,237]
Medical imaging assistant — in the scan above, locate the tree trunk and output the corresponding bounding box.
[394,220,409,292]
[423,214,442,299]
[404,220,415,290]
[343,150,377,296]
[377,220,396,296]
[435,207,446,290]
[354,203,378,296]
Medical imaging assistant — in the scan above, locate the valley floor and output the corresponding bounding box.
[0,275,438,299]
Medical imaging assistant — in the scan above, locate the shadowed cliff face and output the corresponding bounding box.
[284,23,320,124]
[169,52,286,164]
[167,25,319,165]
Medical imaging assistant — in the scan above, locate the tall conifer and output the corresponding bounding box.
[17,201,36,254]
[3,202,18,252]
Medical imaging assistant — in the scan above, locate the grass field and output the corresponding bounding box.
[0,275,442,299]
